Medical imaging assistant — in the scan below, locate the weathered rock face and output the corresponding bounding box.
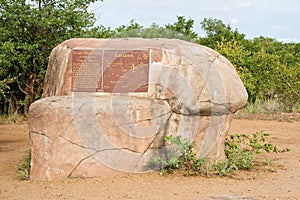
[29,38,248,180]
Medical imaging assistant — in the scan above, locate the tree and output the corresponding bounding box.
[199,17,245,49]
[201,18,299,111]
[165,16,198,41]
[215,37,257,102]
[215,33,300,111]
[0,0,102,115]
[248,37,300,111]
[112,16,199,41]
[113,21,195,41]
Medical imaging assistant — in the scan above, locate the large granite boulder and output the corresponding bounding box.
[28,38,248,180]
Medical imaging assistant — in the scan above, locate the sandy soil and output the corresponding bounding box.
[0,119,299,200]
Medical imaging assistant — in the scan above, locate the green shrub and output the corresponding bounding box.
[17,149,31,180]
[150,131,290,177]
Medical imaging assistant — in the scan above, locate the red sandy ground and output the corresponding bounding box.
[0,118,299,199]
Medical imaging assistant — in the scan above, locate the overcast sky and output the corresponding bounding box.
[89,0,300,43]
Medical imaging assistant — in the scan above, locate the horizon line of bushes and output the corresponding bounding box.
[0,0,299,116]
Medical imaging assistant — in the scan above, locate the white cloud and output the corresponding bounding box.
[90,0,300,42]
[223,5,230,12]
[273,25,286,30]
[237,1,251,8]
[229,18,238,25]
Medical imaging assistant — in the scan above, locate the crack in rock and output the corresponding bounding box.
[59,134,142,154]
[31,131,53,140]
[132,111,173,172]
[67,147,144,178]
[118,111,172,127]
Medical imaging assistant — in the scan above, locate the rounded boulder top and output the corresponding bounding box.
[43,38,248,115]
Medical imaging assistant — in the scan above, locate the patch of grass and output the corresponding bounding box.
[0,113,26,124]
[244,99,300,114]
[264,159,278,172]
[234,109,300,122]
[234,100,300,122]
[17,149,31,180]
[150,131,290,177]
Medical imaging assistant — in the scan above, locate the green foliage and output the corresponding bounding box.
[265,159,278,172]
[17,149,31,180]
[219,130,290,176]
[0,0,102,115]
[164,135,207,176]
[165,16,198,40]
[199,17,245,49]
[150,135,208,175]
[1,10,299,115]
[89,25,117,38]
[150,132,290,177]
[206,22,300,112]
[0,77,15,101]
[113,19,194,42]
[114,17,300,113]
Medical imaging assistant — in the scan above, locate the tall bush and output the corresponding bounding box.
[0,0,101,115]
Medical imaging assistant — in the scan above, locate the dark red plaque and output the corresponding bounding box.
[72,50,102,92]
[72,49,149,93]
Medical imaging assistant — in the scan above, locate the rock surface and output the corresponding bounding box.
[29,38,248,180]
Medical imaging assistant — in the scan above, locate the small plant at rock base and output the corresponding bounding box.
[17,149,31,180]
[265,159,278,172]
[149,151,179,175]
[149,136,181,174]
[214,130,290,176]
[164,135,202,175]
[223,130,290,170]
[150,135,206,175]
[150,131,290,177]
